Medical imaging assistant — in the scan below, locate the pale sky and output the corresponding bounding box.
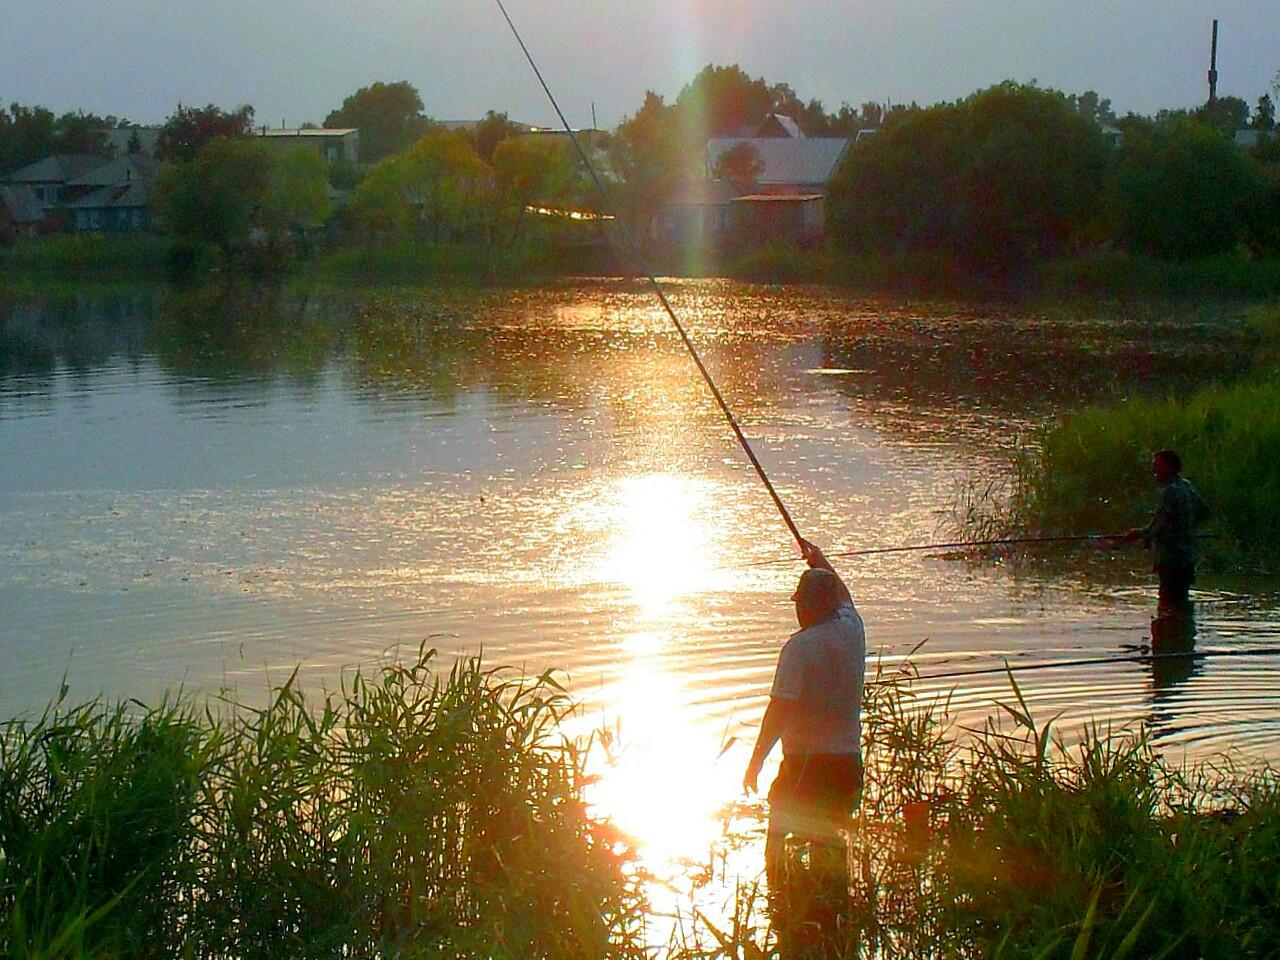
[1,0,1276,130]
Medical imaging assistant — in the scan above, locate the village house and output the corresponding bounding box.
[656,117,851,247]
[0,184,48,241]
[257,127,360,166]
[1,151,161,235]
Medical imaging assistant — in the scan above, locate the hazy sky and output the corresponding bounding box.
[1,1,1276,129]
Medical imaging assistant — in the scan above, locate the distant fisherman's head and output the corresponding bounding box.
[792,567,841,628]
[1153,449,1181,484]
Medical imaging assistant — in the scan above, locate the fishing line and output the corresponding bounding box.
[870,645,1280,688]
[750,533,1222,566]
[493,0,805,549]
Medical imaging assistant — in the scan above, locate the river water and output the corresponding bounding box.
[1,279,1277,891]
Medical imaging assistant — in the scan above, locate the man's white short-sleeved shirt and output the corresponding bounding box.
[770,602,866,757]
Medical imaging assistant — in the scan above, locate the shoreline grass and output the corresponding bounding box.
[672,663,1280,960]
[0,650,644,960]
[8,231,1280,300]
[4,651,1278,959]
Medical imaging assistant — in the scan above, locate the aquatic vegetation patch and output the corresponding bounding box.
[0,651,645,960]
[671,664,1280,960]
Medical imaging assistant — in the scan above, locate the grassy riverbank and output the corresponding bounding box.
[0,651,643,960]
[969,305,1280,567]
[4,652,1278,959]
[0,235,174,277]
[8,232,1280,299]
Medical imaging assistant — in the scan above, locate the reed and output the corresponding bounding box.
[669,663,1280,960]
[0,650,645,960]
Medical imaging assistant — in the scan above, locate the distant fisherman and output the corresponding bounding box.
[1124,450,1210,648]
[743,539,865,924]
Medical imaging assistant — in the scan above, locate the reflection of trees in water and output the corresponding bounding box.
[0,286,160,413]
[147,284,340,392]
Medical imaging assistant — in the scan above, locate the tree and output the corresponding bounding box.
[351,131,497,241]
[1195,95,1250,133]
[152,139,330,261]
[152,137,272,256]
[324,81,433,164]
[1066,90,1116,125]
[491,135,577,242]
[611,91,688,230]
[1252,94,1276,132]
[156,103,254,161]
[675,64,776,138]
[711,142,763,188]
[1113,117,1268,259]
[471,110,526,163]
[828,83,1108,275]
[0,104,125,172]
[260,148,334,244]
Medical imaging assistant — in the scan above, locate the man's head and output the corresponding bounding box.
[1152,449,1182,485]
[792,567,841,628]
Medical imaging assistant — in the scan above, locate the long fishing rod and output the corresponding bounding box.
[872,644,1280,688]
[492,0,805,550]
[751,533,1222,566]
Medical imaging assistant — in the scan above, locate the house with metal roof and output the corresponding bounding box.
[2,154,110,207]
[68,180,152,234]
[0,185,49,240]
[258,128,360,166]
[704,138,851,194]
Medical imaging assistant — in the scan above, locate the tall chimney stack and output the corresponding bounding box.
[1208,19,1220,108]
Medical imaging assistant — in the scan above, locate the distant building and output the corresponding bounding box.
[654,179,742,246]
[2,154,108,207]
[69,181,152,234]
[0,184,48,240]
[1235,129,1269,150]
[732,193,826,246]
[257,128,360,166]
[704,138,851,194]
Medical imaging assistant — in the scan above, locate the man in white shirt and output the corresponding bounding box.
[743,539,866,903]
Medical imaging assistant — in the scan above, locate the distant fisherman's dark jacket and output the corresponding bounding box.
[1143,476,1210,570]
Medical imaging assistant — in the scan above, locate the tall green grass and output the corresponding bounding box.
[671,663,1280,960]
[0,650,644,959]
[969,305,1280,566]
[0,235,173,276]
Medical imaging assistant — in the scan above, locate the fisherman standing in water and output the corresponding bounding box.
[1124,450,1210,650]
[744,538,865,932]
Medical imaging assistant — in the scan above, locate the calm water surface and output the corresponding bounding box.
[1,280,1277,893]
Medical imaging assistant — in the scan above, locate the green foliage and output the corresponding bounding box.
[1041,250,1280,299]
[0,103,125,173]
[260,148,334,237]
[0,234,172,275]
[0,651,645,959]
[351,131,497,243]
[155,103,254,161]
[152,137,272,257]
[153,142,331,264]
[492,135,579,243]
[1113,118,1269,260]
[711,142,763,188]
[324,81,434,164]
[828,83,1108,276]
[313,241,544,283]
[471,110,527,164]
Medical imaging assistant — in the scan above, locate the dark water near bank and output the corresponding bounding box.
[1,280,1277,875]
